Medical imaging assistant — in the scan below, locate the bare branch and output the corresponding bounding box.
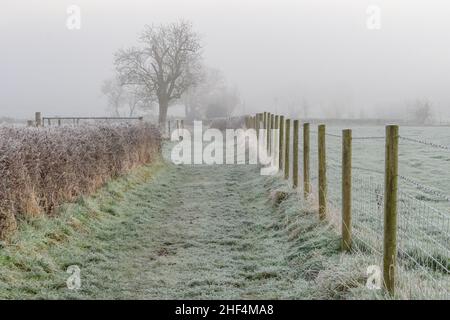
[114,20,202,124]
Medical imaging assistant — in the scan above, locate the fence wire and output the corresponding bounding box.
[294,125,449,299]
[261,119,449,299]
[314,131,384,270]
[399,136,450,151]
[396,190,450,299]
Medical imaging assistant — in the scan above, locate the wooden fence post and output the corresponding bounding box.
[318,124,327,220]
[284,119,290,180]
[303,123,310,198]
[270,114,274,154]
[266,114,270,151]
[268,113,271,152]
[168,120,171,135]
[263,112,267,129]
[266,112,271,152]
[181,120,184,130]
[342,129,352,251]
[35,112,42,127]
[279,115,285,170]
[274,115,279,167]
[256,114,261,140]
[383,125,399,296]
[58,118,62,126]
[293,120,299,188]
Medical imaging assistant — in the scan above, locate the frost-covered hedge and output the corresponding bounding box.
[0,123,161,239]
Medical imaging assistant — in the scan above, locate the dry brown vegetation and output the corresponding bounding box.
[0,123,161,239]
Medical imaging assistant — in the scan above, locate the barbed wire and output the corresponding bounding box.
[324,133,341,138]
[312,131,385,140]
[399,136,450,151]
[289,125,449,299]
[353,136,385,140]
[327,159,449,201]
[352,166,384,175]
[399,175,450,203]
[302,130,449,150]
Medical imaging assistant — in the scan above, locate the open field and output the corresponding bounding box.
[0,121,448,299]
[280,123,450,299]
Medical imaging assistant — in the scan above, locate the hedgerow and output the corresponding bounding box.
[0,123,161,239]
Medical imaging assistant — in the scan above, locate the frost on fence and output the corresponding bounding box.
[395,136,450,299]
[396,191,449,299]
[321,129,449,299]
[260,119,448,299]
[352,175,384,266]
[309,130,319,195]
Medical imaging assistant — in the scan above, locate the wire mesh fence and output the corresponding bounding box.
[395,136,450,299]
[332,130,449,299]
[250,114,449,299]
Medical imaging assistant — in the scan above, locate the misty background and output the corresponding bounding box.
[1,0,450,121]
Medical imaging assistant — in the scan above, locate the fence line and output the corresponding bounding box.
[30,112,144,128]
[399,136,450,151]
[246,113,449,299]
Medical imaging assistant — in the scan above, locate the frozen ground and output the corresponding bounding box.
[323,126,450,207]
[286,125,449,299]
[1,133,446,299]
[0,143,386,299]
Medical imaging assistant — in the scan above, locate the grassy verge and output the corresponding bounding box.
[256,176,387,300]
[0,143,391,300]
[0,157,165,299]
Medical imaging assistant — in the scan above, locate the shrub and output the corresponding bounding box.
[0,123,161,239]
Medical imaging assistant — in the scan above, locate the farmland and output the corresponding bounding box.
[0,142,365,299]
[0,120,448,299]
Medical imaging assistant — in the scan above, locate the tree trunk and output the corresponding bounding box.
[158,96,169,126]
[185,104,189,120]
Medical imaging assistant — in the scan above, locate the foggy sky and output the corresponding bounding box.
[1,0,450,119]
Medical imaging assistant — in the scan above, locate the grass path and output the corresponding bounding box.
[118,160,298,299]
[0,145,373,299]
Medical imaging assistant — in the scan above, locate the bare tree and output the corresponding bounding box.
[101,78,125,117]
[102,78,154,117]
[182,67,223,120]
[125,84,155,117]
[204,85,240,119]
[182,67,240,120]
[410,99,433,124]
[114,21,202,125]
